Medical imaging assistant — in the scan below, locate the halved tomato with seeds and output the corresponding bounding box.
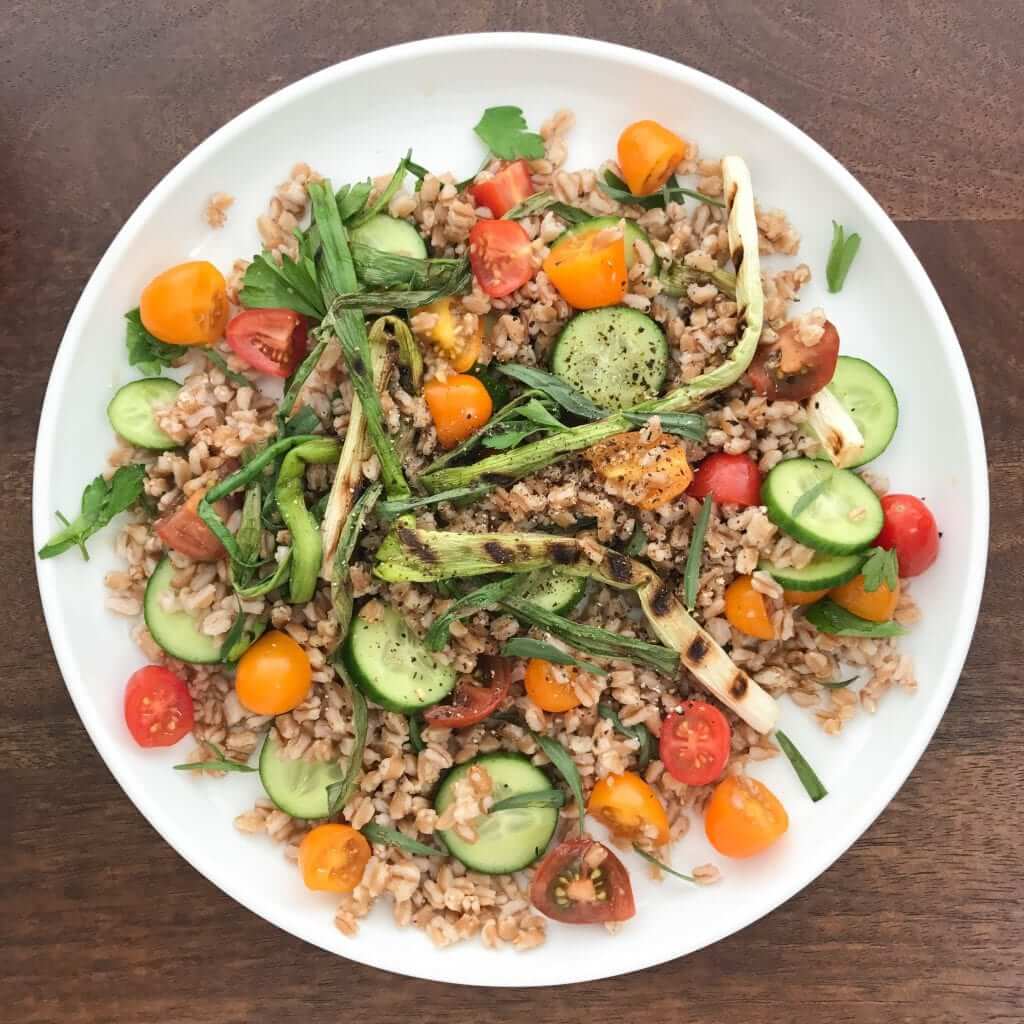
[529,836,635,924]
[124,666,194,747]
[423,656,512,729]
[468,220,535,298]
[660,701,732,786]
[469,160,535,218]
[154,489,227,562]
[747,319,840,402]
[226,308,308,378]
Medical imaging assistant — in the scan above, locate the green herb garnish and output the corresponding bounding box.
[361,822,444,857]
[489,789,566,813]
[503,191,591,223]
[599,170,724,210]
[500,637,608,677]
[775,729,828,802]
[173,741,257,774]
[124,308,179,375]
[624,525,648,558]
[791,475,832,518]
[239,236,325,319]
[531,733,586,835]
[474,106,545,160]
[632,845,697,883]
[821,676,859,689]
[425,575,529,652]
[202,348,250,388]
[621,411,707,441]
[597,705,653,771]
[407,714,425,753]
[861,546,899,592]
[826,221,862,293]
[377,486,492,521]
[326,674,369,817]
[684,497,713,610]
[496,364,608,420]
[805,600,907,637]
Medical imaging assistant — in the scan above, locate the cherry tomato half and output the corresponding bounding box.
[468,219,535,298]
[154,489,228,562]
[617,120,688,196]
[586,431,693,510]
[469,160,535,218]
[529,836,636,924]
[226,308,308,378]
[524,658,581,713]
[235,630,312,715]
[830,574,900,623]
[875,494,940,577]
[587,771,670,846]
[724,576,775,640]
[140,260,229,346]
[747,320,840,402]
[660,701,732,786]
[124,666,194,748]
[543,226,628,309]
[688,452,761,507]
[423,373,493,449]
[783,587,829,606]
[423,656,512,728]
[298,824,371,893]
[705,775,788,858]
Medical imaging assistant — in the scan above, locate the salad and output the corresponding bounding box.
[39,106,939,949]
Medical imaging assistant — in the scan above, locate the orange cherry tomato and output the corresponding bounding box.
[524,658,582,713]
[587,771,670,846]
[235,630,311,715]
[543,225,628,309]
[423,374,493,449]
[782,587,830,606]
[705,775,788,858]
[298,824,371,893]
[829,575,900,623]
[585,431,693,510]
[140,260,229,346]
[617,120,688,196]
[414,297,483,372]
[724,576,775,640]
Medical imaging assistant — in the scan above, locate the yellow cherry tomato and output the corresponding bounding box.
[705,775,788,858]
[587,771,670,846]
[782,587,830,606]
[423,373,493,449]
[414,297,483,372]
[524,658,582,713]
[617,120,689,196]
[724,576,775,640]
[235,630,311,715]
[298,824,371,893]
[543,226,628,309]
[139,260,229,345]
[829,574,900,622]
[585,431,693,510]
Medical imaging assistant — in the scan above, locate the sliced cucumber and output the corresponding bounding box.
[143,557,221,663]
[258,731,344,819]
[350,214,427,259]
[762,459,884,555]
[107,378,181,450]
[759,552,864,591]
[518,570,587,615]
[342,603,456,712]
[810,357,899,468]
[555,216,660,274]
[551,308,667,411]
[435,753,559,874]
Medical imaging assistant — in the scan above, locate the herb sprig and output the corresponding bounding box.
[501,637,608,677]
[826,221,862,293]
[861,546,899,592]
[805,600,907,637]
[362,822,444,858]
[489,789,566,813]
[775,729,828,802]
[173,741,257,774]
[531,732,586,835]
[684,497,713,610]
[125,308,179,375]
[632,845,698,883]
[473,106,545,160]
[495,364,608,420]
[791,475,832,518]
[597,704,653,771]
[599,169,725,210]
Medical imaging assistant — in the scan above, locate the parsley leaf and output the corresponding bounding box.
[861,546,899,592]
[38,464,147,560]
[125,308,179,376]
[474,106,545,161]
[826,221,862,293]
[239,244,325,319]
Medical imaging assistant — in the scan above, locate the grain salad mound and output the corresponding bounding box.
[49,106,927,951]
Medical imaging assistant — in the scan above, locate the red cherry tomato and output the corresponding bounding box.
[747,321,840,402]
[226,308,308,378]
[154,489,227,562]
[422,656,512,729]
[688,453,761,507]
[529,837,636,924]
[124,666,194,747]
[469,160,535,218]
[659,701,732,786]
[468,220,535,298]
[874,494,940,577]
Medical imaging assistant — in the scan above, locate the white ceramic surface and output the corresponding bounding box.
[33,34,988,986]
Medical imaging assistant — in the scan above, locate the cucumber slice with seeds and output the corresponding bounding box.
[144,557,222,663]
[350,214,427,259]
[551,307,667,411]
[107,378,181,450]
[761,459,883,554]
[759,552,864,591]
[258,731,344,819]
[517,571,587,615]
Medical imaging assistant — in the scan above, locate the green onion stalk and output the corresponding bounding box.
[418,155,764,494]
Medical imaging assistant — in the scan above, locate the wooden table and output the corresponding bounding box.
[4,3,1021,1021]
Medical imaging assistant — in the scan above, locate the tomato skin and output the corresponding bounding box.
[724,576,775,640]
[413,297,483,371]
[124,666,194,747]
[424,374,493,449]
[747,321,840,402]
[530,837,636,924]
[226,308,307,378]
[543,227,628,309]
[235,630,312,715]
[469,160,535,217]
[140,260,229,346]
[587,771,670,846]
[586,432,693,510]
[468,220,535,298]
[660,702,732,786]
[299,824,371,893]
[783,587,830,606]
[830,574,900,623]
[875,494,939,577]
[617,120,688,196]
[524,658,581,713]
[705,775,788,858]
[423,656,511,728]
[154,489,228,562]
[688,453,761,507]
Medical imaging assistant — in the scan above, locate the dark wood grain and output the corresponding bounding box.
[3,2,1022,1022]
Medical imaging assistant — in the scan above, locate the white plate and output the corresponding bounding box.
[33,33,988,986]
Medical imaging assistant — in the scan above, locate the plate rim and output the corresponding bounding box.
[32,31,989,986]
